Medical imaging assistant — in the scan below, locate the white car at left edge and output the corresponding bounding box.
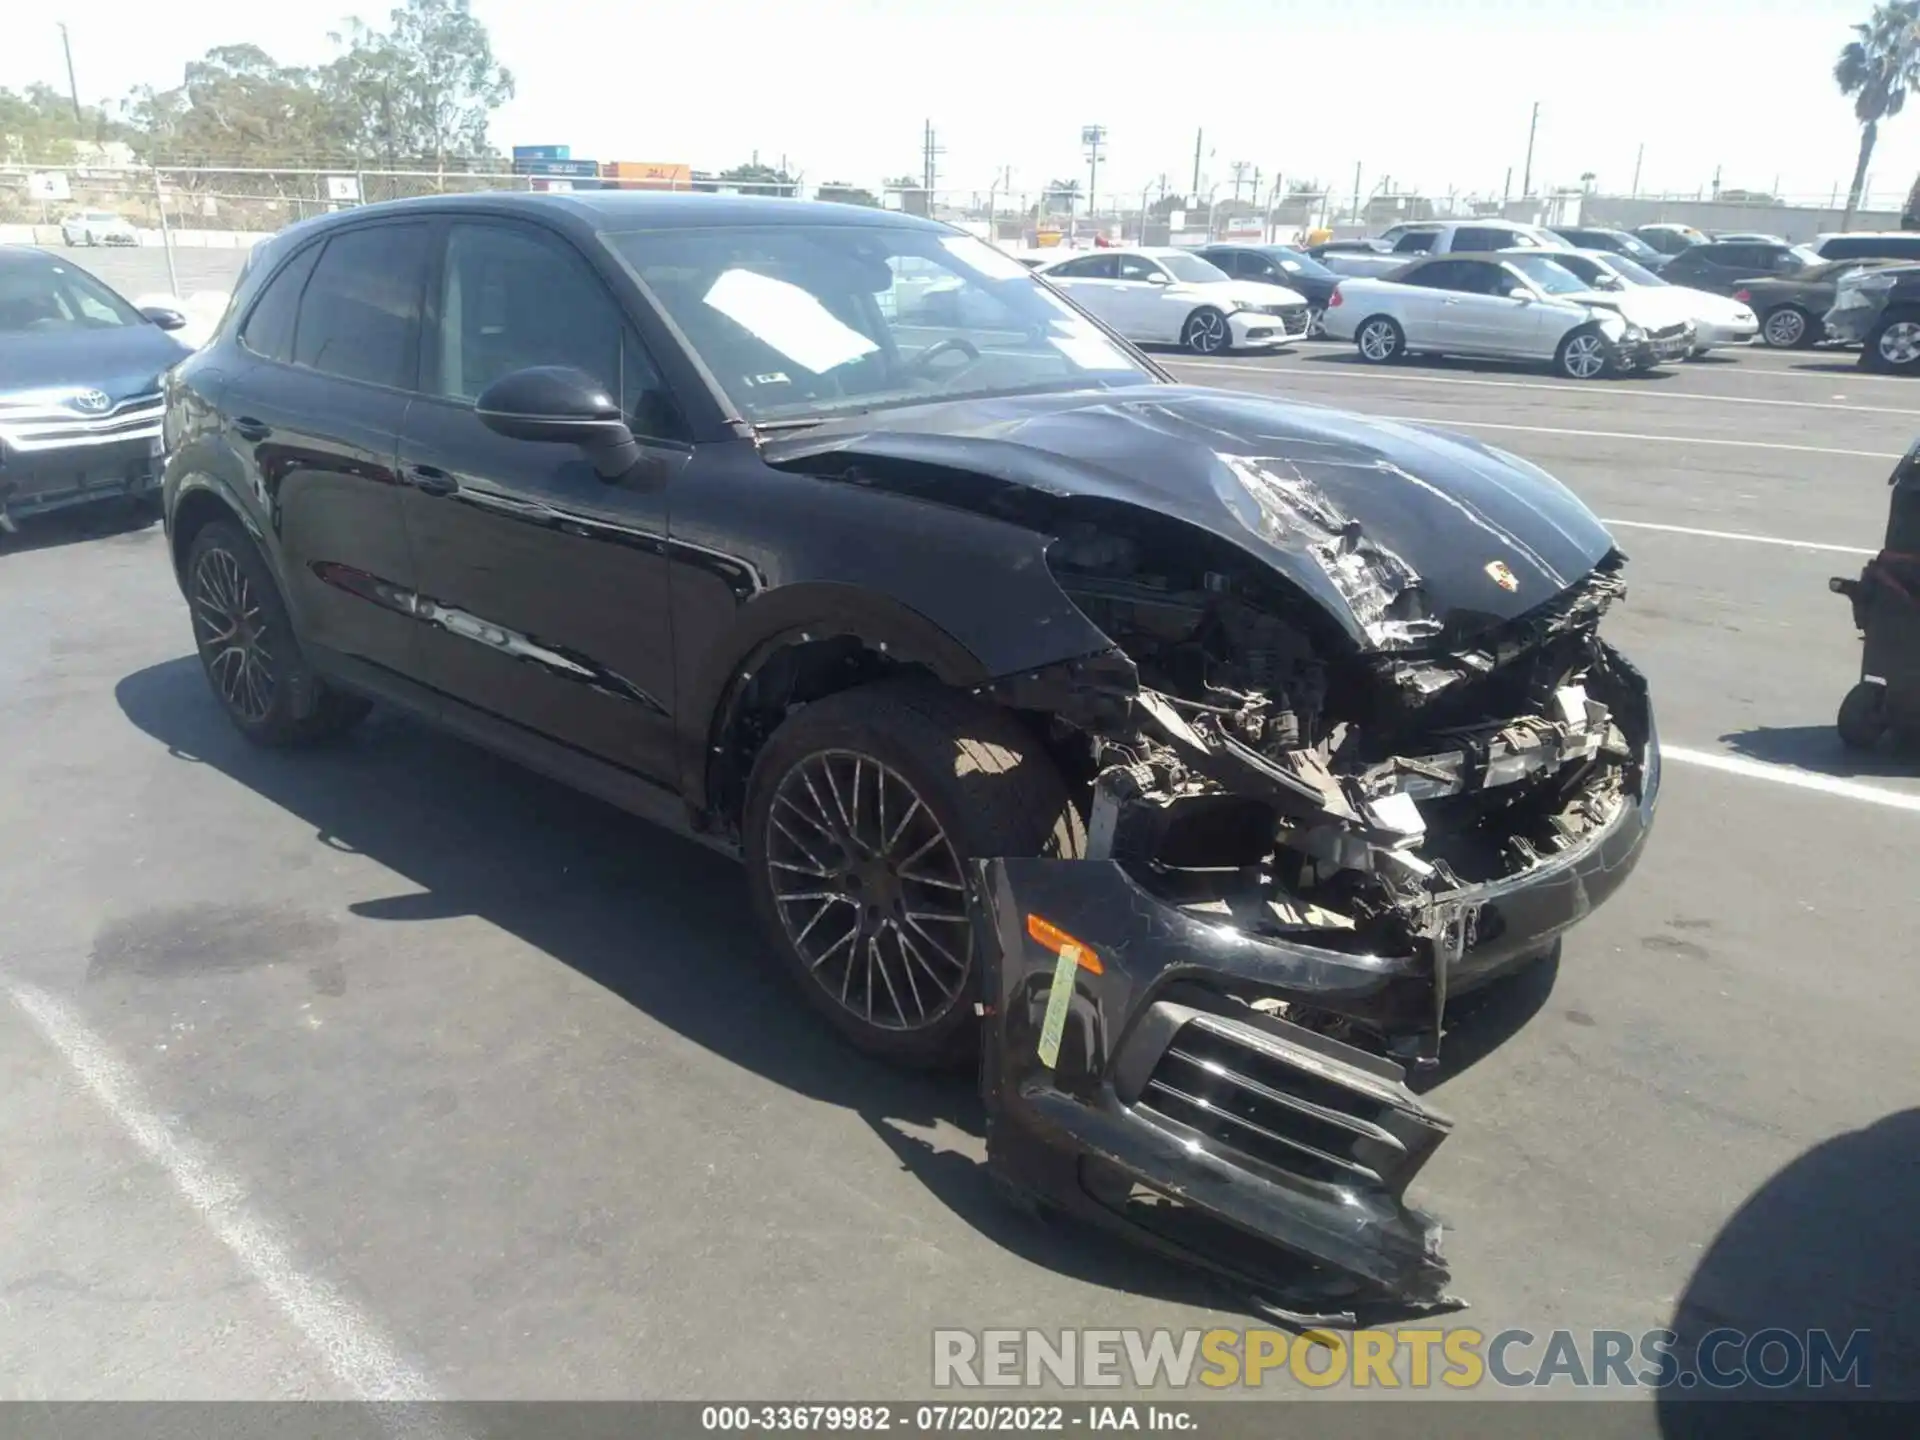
[1034,246,1311,354]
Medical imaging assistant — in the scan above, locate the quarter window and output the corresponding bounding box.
[292,223,430,389]
[239,242,322,363]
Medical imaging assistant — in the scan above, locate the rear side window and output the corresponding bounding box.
[292,223,431,389]
[1454,226,1527,251]
[1047,254,1118,279]
[1403,260,1471,290]
[1393,232,1437,254]
[239,243,322,363]
[1824,235,1920,260]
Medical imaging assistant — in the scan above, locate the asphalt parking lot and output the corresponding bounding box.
[3,248,1916,1417]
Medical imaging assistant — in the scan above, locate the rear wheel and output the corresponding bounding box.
[186,520,369,746]
[1355,315,1404,363]
[743,680,1084,1068]
[1865,313,1920,374]
[1760,306,1813,349]
[1555,326,1612,380]
[1182,306,1231,355]
[1837,682,1889,750]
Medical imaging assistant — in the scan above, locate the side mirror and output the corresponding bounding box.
[1506,288,1533,302]
[1146,272,1171,285]
[141,306,188,331]
[475,366,639,481]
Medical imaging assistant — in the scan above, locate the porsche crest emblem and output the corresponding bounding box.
[1484,560,1519,593]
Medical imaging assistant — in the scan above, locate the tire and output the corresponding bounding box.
[743,679,1085,1069]
[185,520,369,747]
[1554,325,1613,380]
[1182,306,1231,355]
[1760,306,1813,349]
[1355,315,1405,364]
[1864,312,1920,374]
[1837,682,1889,751]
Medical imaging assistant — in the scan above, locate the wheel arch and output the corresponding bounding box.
[687,581,999,829]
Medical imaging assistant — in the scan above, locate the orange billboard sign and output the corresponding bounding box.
[603,161,692,189]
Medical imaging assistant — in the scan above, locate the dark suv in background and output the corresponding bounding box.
[159,190,1657,1312]
[1659,239,1825,295]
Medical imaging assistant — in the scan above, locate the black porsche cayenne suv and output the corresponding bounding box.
[161,191,1659,1311]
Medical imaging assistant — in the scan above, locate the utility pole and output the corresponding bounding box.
[1631,143,1644,198]
[1711,164,1722,199]
[1192,129,1203,199]
[921,119,943,195]
[1503,167,1513,206]
[1351,162,1362,223]
[1082,125,1107,215]
[1228,160,1250,202]
[1521,101,1540,197]
[58,23,81,124]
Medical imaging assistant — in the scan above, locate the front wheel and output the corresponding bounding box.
[1182,306,1231,355]
[1555,326,1613,380]
[743,680,1085,1068]
[186,520,369,746]
[1837,682,1889,750]
[1865,313,1920,374]
[1355,315,1405,363]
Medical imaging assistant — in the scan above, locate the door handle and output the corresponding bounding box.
[1442,297,1460,305]
[232,416,270,442]
[404,464,459,497]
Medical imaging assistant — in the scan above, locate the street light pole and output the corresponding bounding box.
[1521,101,1540,197]
[1082,125,1107,218]
[58,23,81,124]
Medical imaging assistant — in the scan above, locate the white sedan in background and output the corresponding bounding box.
[60,211,139,247]
[1035,246,1311,353]
[1503,247,1758,355]
[1324,251,1694,378]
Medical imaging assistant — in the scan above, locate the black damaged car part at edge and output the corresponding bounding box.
[157,191,1660,1322]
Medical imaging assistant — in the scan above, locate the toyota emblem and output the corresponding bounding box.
[71,389,112,415]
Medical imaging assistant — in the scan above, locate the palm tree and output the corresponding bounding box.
[1836,0,1920,229]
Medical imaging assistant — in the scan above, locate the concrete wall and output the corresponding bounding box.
[1577,196,1905,242]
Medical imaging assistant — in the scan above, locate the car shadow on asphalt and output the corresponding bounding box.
[1654,1108,1918,1432]
[1717,723,1920,779]
[113,655,1232,1318]
[1295,350,1684,383]
[0,500,158,556]
[1406,945,1560,1098]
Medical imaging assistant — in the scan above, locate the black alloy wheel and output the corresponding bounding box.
[764,749,971,1035]
[185,520,369,746]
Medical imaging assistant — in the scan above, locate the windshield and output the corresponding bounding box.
[1274,248,1336,280]
[1505,254,1595,296]
[1157,252,1229,284]
[605,225,1155,424]
[1599,254,1667,287]
[0,260,144,334]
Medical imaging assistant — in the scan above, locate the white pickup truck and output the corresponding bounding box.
[1314,220,1563,278]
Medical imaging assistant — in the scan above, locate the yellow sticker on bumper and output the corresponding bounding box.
[1036,944,1083,1070]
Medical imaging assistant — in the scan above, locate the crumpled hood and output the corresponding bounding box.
[762,385,1616,651]
[0,324,190,403]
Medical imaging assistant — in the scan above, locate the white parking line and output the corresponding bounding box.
[6,981,452,1415]
[1600,519,1875,555]
[1664,746,1920,813]
[1170,357,1920,416]
[1372,413,1902,460]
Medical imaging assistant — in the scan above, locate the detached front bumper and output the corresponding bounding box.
[972,718,1660,1312]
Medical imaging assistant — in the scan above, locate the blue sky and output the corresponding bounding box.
[8,0,1915,207]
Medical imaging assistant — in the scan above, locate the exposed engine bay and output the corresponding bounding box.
[1038,516,1645,1048]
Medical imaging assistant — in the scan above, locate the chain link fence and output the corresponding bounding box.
[4,162,1917,250]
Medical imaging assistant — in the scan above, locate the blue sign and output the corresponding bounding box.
[513,158,600,178]
[512,144,570,161]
